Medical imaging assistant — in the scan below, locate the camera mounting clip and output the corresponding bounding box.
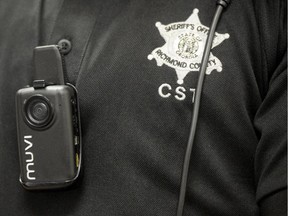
[33,45,65,85]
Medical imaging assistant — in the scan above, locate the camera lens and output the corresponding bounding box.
[31,102,49,121]
[24,95,53,128]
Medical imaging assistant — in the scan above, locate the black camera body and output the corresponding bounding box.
[16,83,81,190]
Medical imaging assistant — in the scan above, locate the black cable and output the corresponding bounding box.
[176,1,231,215]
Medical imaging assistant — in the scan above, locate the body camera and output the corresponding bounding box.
[16,83,81,190]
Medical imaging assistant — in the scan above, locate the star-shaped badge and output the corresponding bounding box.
[148,8,230,85]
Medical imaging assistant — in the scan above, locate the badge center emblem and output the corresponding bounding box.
[177,33,200,59]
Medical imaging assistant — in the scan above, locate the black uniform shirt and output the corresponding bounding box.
[0,0,286,215]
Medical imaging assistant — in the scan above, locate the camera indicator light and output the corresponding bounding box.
[74,136,79,145]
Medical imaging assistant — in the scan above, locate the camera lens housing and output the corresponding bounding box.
[24,95,54,129]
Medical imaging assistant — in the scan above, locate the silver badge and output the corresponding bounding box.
[148,9,230,85]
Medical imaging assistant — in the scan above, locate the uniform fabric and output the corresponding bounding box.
[0,0,286,215]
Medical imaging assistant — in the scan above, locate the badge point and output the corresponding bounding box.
[193,8,199,14]
[155,22,162,27]
[224,33,230,39]
[217,67,222,72]
[147,54,153,60]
